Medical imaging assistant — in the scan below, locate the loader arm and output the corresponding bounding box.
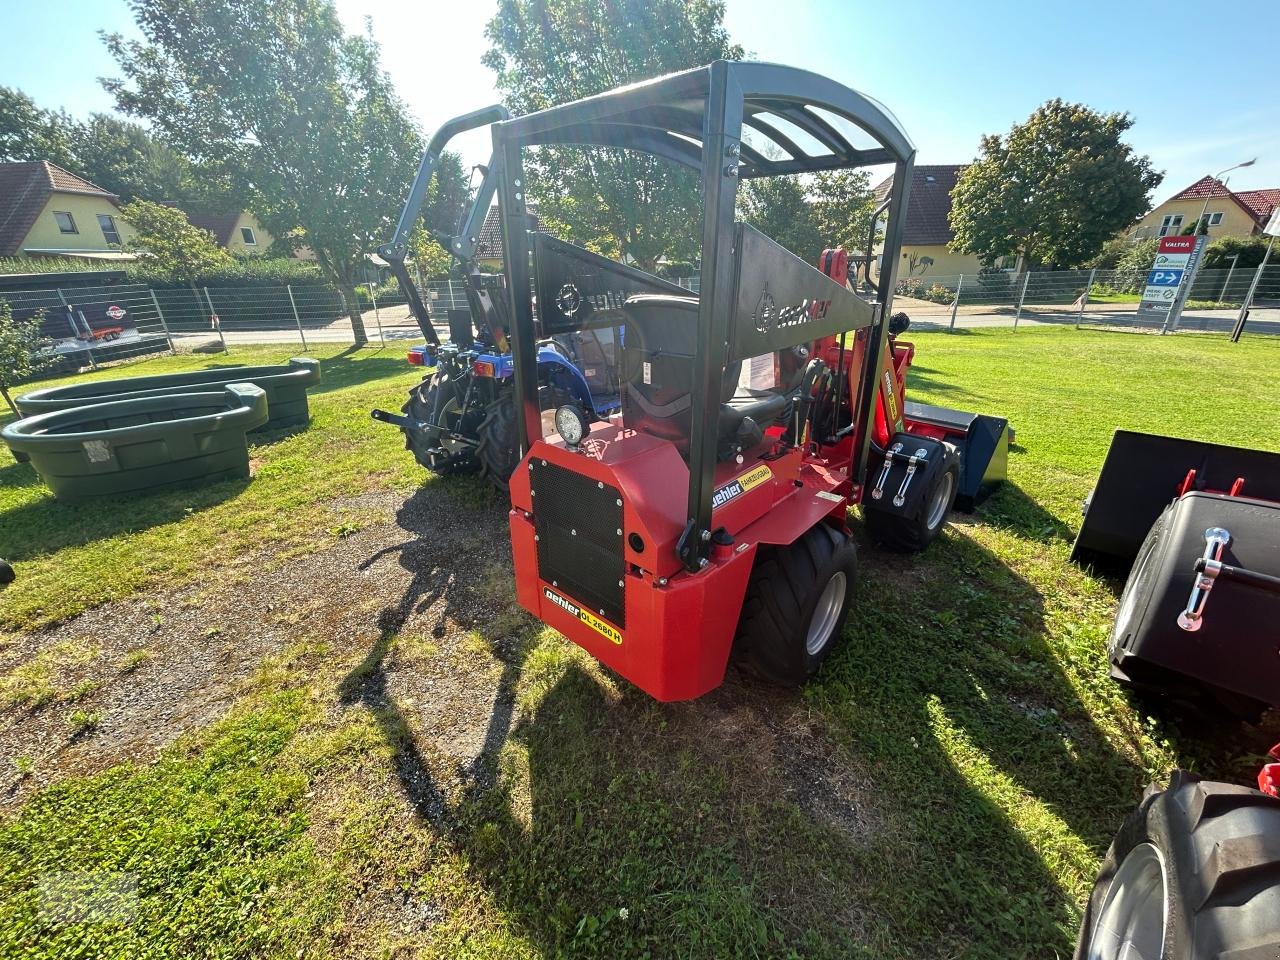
[377,103,510,345]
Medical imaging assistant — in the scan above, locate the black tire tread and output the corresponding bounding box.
[476,395,518,494]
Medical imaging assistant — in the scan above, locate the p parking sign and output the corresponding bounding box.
[1136,235,1206,331]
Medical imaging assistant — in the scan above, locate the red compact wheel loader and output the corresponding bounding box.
[483,61,1009,701]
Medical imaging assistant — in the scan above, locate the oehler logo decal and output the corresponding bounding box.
[712,464,772,510]
[542,587,623,645]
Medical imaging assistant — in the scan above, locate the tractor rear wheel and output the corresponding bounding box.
[864,453,959,553]
[476,395,519,494]
[402,373,477,475]
[1074,771,1280,960]
[734,523,857,685]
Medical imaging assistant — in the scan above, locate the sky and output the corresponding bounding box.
[2,0,1278,206]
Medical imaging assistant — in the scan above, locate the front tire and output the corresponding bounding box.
[865,452,960,553]
[1075,772,1280,960]
[734,524,858,685]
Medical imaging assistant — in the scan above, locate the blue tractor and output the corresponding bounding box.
[371,106,619,493]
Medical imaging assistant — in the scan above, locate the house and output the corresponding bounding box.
[871,164,998,280]
[180,208,275,255]
[0,161,136,261]
[1132,176,1280,240]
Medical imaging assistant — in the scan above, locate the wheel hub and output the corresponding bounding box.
[806,571,847,656]
[1087,842,1166,960]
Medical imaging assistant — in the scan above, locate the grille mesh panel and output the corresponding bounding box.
[531,460,625,627]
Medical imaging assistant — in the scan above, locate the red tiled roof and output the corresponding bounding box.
[873,164,965,246]
[1168,176,1280,226]
[0,161,119,257]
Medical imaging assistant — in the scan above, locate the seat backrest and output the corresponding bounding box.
[621,295,738,454]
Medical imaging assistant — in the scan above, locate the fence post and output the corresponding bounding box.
[447,278,455,308]
[148,288,176,353]
[368,283,385,344]
[1077,268,1097,324]
[1220,256,1239,304]
[948,274,965,331]
[203,286,227,352]
[1013,271,1031,330]
[286,285,308,350]
[1232,238,1274,342]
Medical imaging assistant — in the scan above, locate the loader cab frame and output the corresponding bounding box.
[494,60,916,573]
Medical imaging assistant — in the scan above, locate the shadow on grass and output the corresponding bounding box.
[335,478,1144,957]
[975,480,1076,545]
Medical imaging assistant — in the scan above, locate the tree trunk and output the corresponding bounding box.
[340,284,368,345]
[1,384,15,416]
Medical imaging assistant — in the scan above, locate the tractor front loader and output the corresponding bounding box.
[371,106,620,492]
[485,60,1010,701]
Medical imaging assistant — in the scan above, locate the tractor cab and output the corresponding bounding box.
[494,62,1009,700]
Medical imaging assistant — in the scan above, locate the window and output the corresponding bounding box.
[1208,212,1223,226]
[96,214,121,246]
[240,226,257,245]
[53,211,77,234]
[1159,214,1183,237]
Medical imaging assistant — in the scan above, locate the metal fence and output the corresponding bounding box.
[5,261,1278,376]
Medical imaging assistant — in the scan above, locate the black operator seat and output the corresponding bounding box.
[621,295,789,456]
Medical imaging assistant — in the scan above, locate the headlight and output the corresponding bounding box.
[554,404,588,447]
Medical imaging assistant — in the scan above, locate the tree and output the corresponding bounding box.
[949,100,1162,269]
[119,199,232,295]
[0,86,75,167]
[738,176,822,262]
[1203,235,1277,271]
[813,169,879,254]
[0,301,54,414]
[71,114,211,205]
[104,0,426,344]
[483,0,742,270]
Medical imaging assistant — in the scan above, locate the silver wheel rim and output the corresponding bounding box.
[805,571,847,656]
[1087,842,1167,960]
[926,471,955,530]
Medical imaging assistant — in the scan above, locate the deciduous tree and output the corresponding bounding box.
[483,0,741,270]
[119,199,232,296]
[950,100,1162,268]
[0,301,53,414]
[0,86,75,167]
[104,0,426,343]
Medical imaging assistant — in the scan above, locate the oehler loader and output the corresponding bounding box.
[482,60,1009,700]
[371,106,620,492]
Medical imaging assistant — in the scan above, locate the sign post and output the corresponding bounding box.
[1231,207,1280,342]
[1134,235,1206,333]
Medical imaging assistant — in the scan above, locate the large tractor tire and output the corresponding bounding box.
[476,395,519,494]
[402,373,477,475]
[1074,771,1280,960]
[864,450,960,553]
[734,523,858,685]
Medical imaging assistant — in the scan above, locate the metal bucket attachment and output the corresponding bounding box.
[903,401,1010,511]
[1071,430,1280,573]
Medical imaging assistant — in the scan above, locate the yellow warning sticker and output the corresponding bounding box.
[883,370,899,426]
[543,587,623,645]
[712,464,773,510]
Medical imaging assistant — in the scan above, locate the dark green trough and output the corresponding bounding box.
[2,384,269,501]
[15,357,320,430]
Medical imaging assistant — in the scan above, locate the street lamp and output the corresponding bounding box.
[1194,158,1256,235]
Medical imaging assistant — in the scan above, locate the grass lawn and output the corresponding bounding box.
[1,329,1279,959]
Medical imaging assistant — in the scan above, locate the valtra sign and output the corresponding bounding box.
[1136,234,1207,330]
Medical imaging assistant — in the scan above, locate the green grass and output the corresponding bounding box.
[2,328,1279,959]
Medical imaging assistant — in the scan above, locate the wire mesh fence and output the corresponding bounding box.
[3,260,1278,379]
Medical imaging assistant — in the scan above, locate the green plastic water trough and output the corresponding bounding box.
[14,357,320,430]
[2,384,269,501]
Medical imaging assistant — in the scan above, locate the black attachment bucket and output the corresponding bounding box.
[1071,430,1280,573]
[902,401,1010,511]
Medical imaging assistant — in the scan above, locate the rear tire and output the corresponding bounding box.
[865,453,960,553]
[476,395,519,494]
[402,373,477,475]
[734,524,858,685]
[1075,772,1280,960]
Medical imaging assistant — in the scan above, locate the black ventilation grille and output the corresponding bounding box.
[531,459,625,627]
